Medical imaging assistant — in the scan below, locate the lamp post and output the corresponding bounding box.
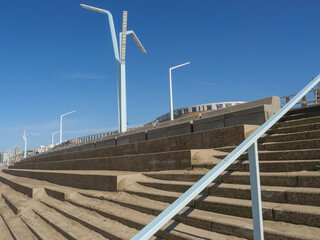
[6,146,13,165]
[52,131,60,146]
[19,127,38,158]
[60,110,76,144]
[80,4,147,133]
[169,62,190,120]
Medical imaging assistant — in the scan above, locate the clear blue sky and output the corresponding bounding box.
[1,0,319,151]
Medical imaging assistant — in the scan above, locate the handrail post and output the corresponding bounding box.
[285,96,290,104]
[302,96,307,108]
[248,141,264,240]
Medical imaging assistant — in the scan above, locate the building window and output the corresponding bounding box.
[177,110,182,115]
[216,104,223,109]
[225,103,232,108]
[207,105,212,110]
[192,107,197,112]
[183,108,189,114]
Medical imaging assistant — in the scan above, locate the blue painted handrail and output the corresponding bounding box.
[131,73,320,240]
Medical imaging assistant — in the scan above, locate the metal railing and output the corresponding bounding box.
[131,74,320,240]
[71,130,119,144]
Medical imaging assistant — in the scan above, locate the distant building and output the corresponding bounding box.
[156,101,246,123]
[34,145,49,154]
[15,145,22,162]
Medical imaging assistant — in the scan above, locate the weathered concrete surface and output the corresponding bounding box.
[10,150,193,172]
[26,96,279,159]
[147,122,193,140]
[2,169,140,191]
[193,105,274,132]
[95,137,116,148]
[117,131,146,145]
[2,104,320,239]
[14,125,258,169]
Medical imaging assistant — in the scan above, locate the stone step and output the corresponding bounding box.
[267,122,320,134]
[0,171,45,198]
[214,138,320,152]
[12,149,193,171]
[33,204,106,239]
[0,184,69,240]
[67,192,243,240]
[2,169,140,191]
[0,210,14,240]
[285,105,320,116]
[40,196,141,240]
[195,159,320,172]
[260,129,320,143]
[0,195,37,240]
[136,178,320,206]
[145,170,320,188]
[81,190,320,240]
[18,124,249,166]
[261,138,320,151]
[0,171,84,201]
[125,186,320,228]
[221,171,320,188]
[280,109,320,122]
[275,115,320,128]
[20,211,67,240]
[0,184,105,240]
[214,149,320,161]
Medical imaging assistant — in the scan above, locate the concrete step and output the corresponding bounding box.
[145,170,320,188]
[33,204,106,239]
[280,109,320,122]
[81,190,320,240]
[285,105,320,116]
[20,211,67,240]
[17,124,249,166]
[221,171,320,188]
[137,178,320,206]
[12,149,193,171]
[40,196,141,240]
[125,186,320,228]
[0,171,85,202]
[0,184,69,240]
[267,122,320,134]
[0,184,106,240]
[0,171,45,198]
[275,115,320,128]
[260,129,320,143]
[0,210,14,240]
[67,192,242,240]
[195,159,320,172]
[261,138,320,151]
[0,195,37,240]
[214,149,320,161]
[2,169,140,191]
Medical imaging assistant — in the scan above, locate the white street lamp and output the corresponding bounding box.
[19,126,38,158]
[51,131,60,146]
[6,146,14,165]
[169,62,190,120]
[60,110,76,144]
[80,4,147,132]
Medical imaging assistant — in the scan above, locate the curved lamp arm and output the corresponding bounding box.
[80,4,120,61]
[121,30,147,54]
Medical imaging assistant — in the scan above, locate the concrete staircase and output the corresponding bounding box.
[0,106,320,239]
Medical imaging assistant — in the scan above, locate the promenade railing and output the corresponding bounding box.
[281,83,320,108]
[131,73,320,240]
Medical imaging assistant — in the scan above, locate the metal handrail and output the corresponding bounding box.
[132,73,320,240]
